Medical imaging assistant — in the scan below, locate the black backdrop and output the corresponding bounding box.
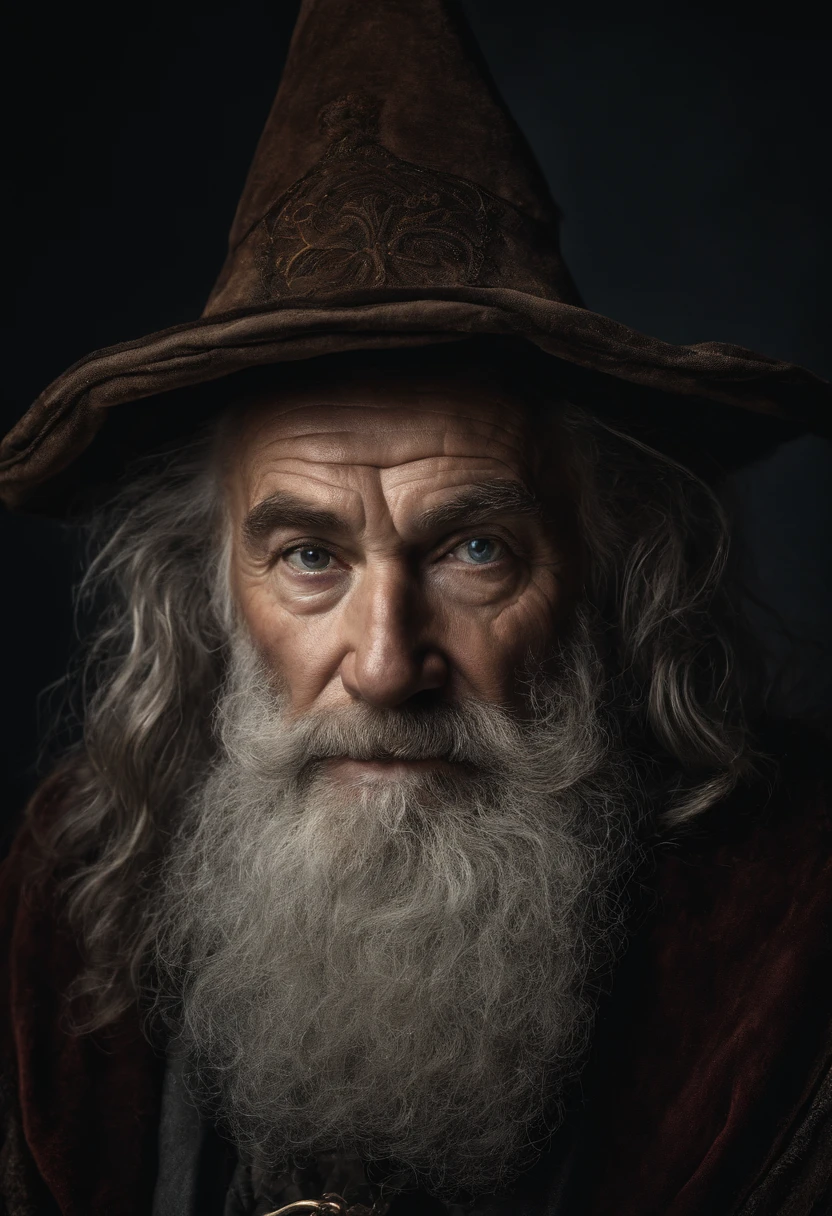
[3,0,831,825]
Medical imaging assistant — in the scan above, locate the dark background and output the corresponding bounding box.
[3,0,831,823]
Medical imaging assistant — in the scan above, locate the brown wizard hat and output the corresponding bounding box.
[2,0,829,511]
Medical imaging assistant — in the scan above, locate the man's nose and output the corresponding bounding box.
[338,564,448,708]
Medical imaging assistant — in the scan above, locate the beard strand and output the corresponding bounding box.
[151,610,640,1197]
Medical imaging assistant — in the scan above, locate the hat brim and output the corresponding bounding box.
[2,285,829,513]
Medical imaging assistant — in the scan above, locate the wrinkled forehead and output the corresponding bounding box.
[222,366,547,510]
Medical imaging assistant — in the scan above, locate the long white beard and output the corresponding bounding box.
[153,618,639,1196]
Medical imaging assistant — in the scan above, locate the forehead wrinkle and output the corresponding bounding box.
[251,452,525,485]
[378,454,528,500]
[240,399,530,453]
[248,467,369,519]
[255,424,525,458]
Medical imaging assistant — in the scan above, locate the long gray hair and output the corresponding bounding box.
[34,396,761,1031]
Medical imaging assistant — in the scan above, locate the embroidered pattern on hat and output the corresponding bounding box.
[255,94,496,298]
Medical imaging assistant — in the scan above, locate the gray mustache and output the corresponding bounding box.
[291,706,500,766]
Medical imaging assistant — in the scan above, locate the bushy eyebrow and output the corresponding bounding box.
[242,491,347,549]
[417,480,542,532]
[242,479,542,552]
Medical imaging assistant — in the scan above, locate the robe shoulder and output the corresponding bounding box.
[0,763,164,1216]
[570,717,832,1216]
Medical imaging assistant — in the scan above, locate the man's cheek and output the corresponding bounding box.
[247,608,347,712]
[442,597,556,702]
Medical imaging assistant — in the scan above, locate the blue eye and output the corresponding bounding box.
[285,546,333,571]
[455,538,502,564]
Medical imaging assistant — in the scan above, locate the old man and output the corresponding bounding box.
[1,2,830,1215]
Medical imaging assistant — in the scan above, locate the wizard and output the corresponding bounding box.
[1,2,830,1214]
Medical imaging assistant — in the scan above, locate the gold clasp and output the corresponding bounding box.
[264,1194,348,1216]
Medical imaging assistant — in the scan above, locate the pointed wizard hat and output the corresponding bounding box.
[2,0,829,511]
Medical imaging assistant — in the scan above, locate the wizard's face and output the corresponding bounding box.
[224,368,576,766]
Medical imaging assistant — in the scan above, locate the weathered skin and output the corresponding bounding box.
[224,372,575,779]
